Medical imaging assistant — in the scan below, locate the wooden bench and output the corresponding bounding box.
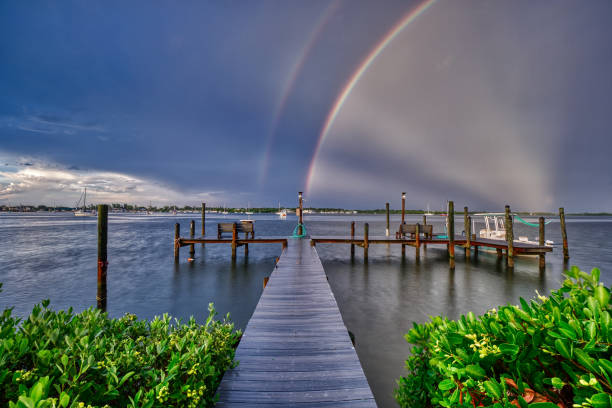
[217,222,255,239]
[397,223,433,239]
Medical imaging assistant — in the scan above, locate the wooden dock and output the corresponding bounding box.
[216,238,376,407]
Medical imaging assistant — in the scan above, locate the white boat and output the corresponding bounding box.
[424,203,434,216]
[74,188,96,217]
[276,202,287,218]
[474,213,553,247]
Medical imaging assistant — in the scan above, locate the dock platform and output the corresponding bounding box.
[216,238,376,407]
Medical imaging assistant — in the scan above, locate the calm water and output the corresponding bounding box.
[1,212,611,407]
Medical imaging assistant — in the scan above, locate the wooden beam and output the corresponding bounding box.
[539,216,545,269]
[560,207,569,260]
[505,205,514,268]
[97,204,108,311]
[448,201,455,269]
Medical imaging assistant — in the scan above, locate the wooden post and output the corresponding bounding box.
[364,223,369,262]
[231,223,237,261]
[497,248,503,259]
[415,223,420,260]
[385,202,390,236]
[463,206,468,252]
[505,205,514,267]
[350,221,355,258]
[298,191,304,236]
[422,215,427,248]
[201,202,206,247]
[448,201,455,269]
[466,216,471,258]
[539,216,545,269]
[189,220,195,258]
[559,207,569,260]
[401,192,406,225]
[97,204,108,311]
[174,223,180,262]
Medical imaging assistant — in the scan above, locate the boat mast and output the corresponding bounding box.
[83,188,87,211]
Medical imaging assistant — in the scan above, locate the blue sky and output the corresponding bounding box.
[1,1,612,211]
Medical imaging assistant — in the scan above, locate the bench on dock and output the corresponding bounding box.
[217,222,255,239]
[397,223,433,239]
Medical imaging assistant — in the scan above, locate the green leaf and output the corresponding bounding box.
[595,285,610,308]
[438,379,456,391]
[529,403,560,408]
[483,380,502,400]
[61,354,68,367]
[465,364,486,379]
[59,392,70,408]
[550,377,564,389]
[574,348,598,373]
[30,381,44,403]
[499,343,520,356]
[554,339,571,359]
[17,396,34,408]
[591,393,611,408]
[118,371,135,388]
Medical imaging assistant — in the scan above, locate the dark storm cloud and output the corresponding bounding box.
[1,1,611,210]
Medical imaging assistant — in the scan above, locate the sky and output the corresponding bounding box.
[1,1,612,211]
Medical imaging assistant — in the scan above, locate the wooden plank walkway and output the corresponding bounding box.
[216,238,376,407]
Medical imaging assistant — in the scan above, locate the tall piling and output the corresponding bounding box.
[174,223,180,262]
[559,207,569,260]
[466,215,471,258]
[415,223,420,260]
[505,205,514,268]
[422,215,427,248]
[364,223,369,262]
[201,202,206,246]
[189,220,195,258]
[298,192,304,236]
[385,202,390,236]
[231,223,237,261]
[539,216,546,269]
[448,201,455,269]
[97,204,108,311]
[401,192,406,225]
[350,221,355,258]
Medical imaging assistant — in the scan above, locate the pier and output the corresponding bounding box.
[216,238,376,406]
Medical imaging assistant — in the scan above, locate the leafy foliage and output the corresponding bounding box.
[395,267,612,408]
[0,292,240,408]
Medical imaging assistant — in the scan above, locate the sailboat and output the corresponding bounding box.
[276,202,287,219]
[424,204,434,216]
[74,188,96,217]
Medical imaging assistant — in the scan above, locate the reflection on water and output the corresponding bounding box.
[1,213,612,407]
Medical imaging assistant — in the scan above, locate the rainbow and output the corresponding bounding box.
[305,0,438,193]
[258,0,342,187]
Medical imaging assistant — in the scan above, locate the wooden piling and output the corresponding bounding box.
[466,215,471,258]
[463,206,468,252]
[415,223,420,260]
[448,201,455,269]
[401,192,406,225]
[350,221,355,257]
[201,202,206,246]
[539,216,545,268]
[559,207,569,260]
[385,202,390,236]
[422,215,427,248]
[174,223,180,262]
[505,205,514,267]
[364,223,369,262]
[231,223,237,261]
[97,204,108,311]
[497,248,503,259]
[298,191,304,236]
[189,220,195,258]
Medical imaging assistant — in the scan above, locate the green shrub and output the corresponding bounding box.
[395,267,612,408]
[0,284,241,408]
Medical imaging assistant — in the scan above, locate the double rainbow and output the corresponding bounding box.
[305,0,438,193]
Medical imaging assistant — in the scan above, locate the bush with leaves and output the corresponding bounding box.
[0,283,241,408]
[395,267,612,408]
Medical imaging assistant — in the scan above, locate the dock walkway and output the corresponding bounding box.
[216,238,376,407]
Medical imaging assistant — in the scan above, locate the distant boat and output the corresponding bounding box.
[424,204,434,216]
[74,188,95,217]
[474,213,554,248]
[276,202,287,219]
